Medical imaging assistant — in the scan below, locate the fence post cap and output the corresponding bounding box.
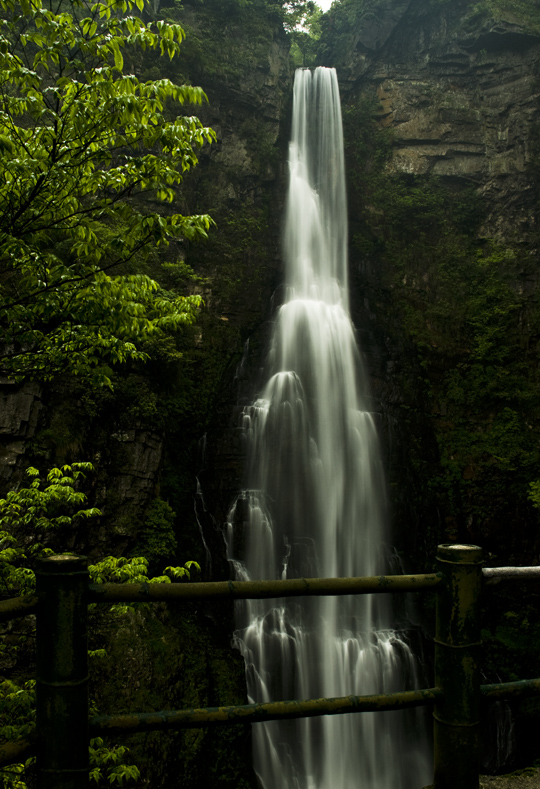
[436,544,482,564]
[36,554,88,573]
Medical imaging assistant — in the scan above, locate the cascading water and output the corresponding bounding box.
[226,67,431,789]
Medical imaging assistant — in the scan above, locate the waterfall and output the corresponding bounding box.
[226,67,430,789]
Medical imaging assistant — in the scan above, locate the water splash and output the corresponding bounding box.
[226,67,430,789]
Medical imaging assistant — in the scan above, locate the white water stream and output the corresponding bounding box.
[226,67,430,789]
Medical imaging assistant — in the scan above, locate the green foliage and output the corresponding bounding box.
[0,695,142,789]
[176,0,339,86]
[0,760,32,789]
[0,680,35,789]
[0,466,97,788]
[283,1,321,67]
[0,462,103,727]
[89,553,199,584]
[0,463,100,595]
[88,553,199,611]
[0,679,35,744]
[0,465,100,787]
[0,680,140,788]
[528,479,540,508]
[89,738,141,786]
[0,0,216,386]
[0,467,200,787]
[282,0,318,29]
[136,498,177,564]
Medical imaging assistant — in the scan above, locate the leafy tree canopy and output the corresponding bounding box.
[283,0,322,66]
[282,0,319,30]
[0,0,216,386]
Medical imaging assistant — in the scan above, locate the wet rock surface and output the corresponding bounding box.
[424,770,540,789]
[339,0,540,244]
[480,771,540,788]
[0,380,42,484]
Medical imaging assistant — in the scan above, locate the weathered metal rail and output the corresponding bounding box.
[0,594,38,622]
[7,678,540,770]
[89,687,444,735]
[87,571,442,603]
[1,545,539,789]
[481,677,540,701]
[0,736,35,768]
[483,566,540,583]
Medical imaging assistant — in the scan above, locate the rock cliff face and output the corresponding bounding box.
[0,381,42,485]
[343,0,540,244]
[171,0,293,571]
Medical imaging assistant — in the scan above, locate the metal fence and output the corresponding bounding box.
[1,543,540,789]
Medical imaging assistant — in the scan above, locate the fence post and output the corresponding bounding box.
[433,543,483,789]
[36,554,89,789]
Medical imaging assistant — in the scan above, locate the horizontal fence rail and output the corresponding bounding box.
[481,677,540,701]
[482,566,540,583]
[89,687,444,735]
[2,566,537,620]
[86,678,540,734]
[1,546,540,789]
[87,572,442,603]
[5,679,540,768]
[0,736,35,768]
[0,594,38,622]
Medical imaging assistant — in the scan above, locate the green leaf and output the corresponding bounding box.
[111,39,123,70]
